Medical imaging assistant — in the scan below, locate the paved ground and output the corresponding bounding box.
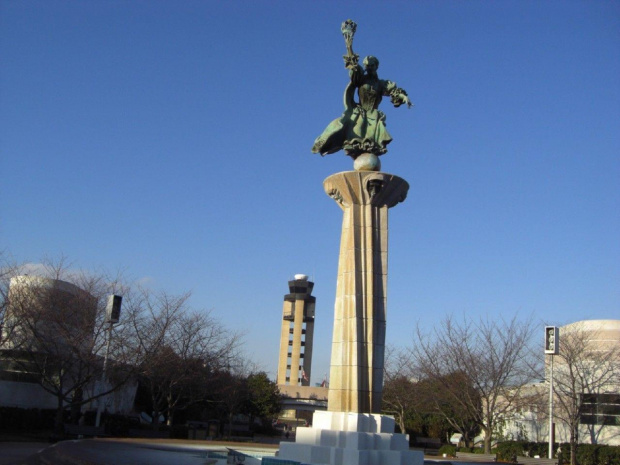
[1,440,488,465]
[0,443,48,465]
[4,439,279,465]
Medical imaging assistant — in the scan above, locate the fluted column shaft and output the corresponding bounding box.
[324,171,408,413]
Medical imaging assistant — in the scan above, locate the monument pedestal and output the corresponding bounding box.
[277,411,423,465]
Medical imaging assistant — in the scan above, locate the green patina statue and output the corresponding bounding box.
[312,20,413,161]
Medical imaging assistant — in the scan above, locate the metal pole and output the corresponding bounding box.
[548,355,554,459]
[95,320,113,428]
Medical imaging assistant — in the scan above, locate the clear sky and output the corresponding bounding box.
[1,1,619,384]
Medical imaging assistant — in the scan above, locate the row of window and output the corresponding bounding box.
[580,415,620,426]
[580,393,620,426]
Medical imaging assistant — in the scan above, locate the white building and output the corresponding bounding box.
[0,276,136,415]
[502,320,620,446]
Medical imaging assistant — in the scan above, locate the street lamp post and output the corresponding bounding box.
[548,355,554,459]
[95,295,122,429]
[545,326,559,459]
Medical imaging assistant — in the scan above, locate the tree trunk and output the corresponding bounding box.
[166,393,175,426]
[151,390,161,431]
[152,408,161,431]
[397,407,406,435]
[570,425,577,465]
[54,395,65,436]
[70,388,83,424]
[483,427,492,454]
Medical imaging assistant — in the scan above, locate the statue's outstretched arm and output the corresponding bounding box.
[397,92,413,108]
[384,80,413,108]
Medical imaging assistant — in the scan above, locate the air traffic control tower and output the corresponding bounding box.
[277,274,315,387]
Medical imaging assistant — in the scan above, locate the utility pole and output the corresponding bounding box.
[95,295,122,429]
[545,326,559,459]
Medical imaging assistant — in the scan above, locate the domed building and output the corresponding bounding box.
[0,275,97,408]
[503,319,620,447]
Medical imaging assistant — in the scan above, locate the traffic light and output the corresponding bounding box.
[106,295,122,324]
[544,326,559,355]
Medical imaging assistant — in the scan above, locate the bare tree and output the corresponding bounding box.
[126,287,241,428]
[411,314,540,453]
[382,346,417,434]
[0,252,17,342]
[551,321,620,465]
[0,257,131,434]
[506,382,549,443]
[1,255,245,436]
[383,346,477,441]
[417,372,481,445]
[211,357,263,439]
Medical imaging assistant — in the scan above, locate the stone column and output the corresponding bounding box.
[277,170,420,465]
[324,171,409,414]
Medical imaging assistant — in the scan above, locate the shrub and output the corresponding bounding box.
[473,448,487,454]
[0,407,56,431]
[557,443,571,465]
[597,446,620,465]
[104,413,140,436]
[439,445,456,457]
[496,441,524,462]
[524,442,546,458]
[170,425,189,439]
[459,447,473,453]
[576,445,599,465]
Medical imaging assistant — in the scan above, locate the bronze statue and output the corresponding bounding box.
[312,20,412,161]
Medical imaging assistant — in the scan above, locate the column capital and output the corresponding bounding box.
[323,171,409,209]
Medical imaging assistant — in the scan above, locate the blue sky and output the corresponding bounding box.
[1,1,619,384]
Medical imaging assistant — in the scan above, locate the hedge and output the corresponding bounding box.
[496,441,524,462]
[0,407,56,430]
[439,445,456,456]
[495,441,620,465]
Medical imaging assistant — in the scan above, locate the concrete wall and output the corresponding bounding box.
[0,379,58,409]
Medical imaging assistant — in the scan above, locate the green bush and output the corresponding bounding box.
[438,445,456,457]
[103,413,141,436]
[554,443,620,465]
[577,444,599,465]
[473,448,487,454]
[170,425,189,439]
[459,447,473,453]
[0,407,56,431]
[524,442,549,458]
[597,446,620,465]
[557,443,571,465]
[496,441,524,462]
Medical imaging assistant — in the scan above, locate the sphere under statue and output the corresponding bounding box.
[353,152,381,171]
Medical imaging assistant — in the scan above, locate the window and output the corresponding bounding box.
[580,393,620,426]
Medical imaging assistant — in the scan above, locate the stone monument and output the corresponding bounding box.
[276,20,422,465]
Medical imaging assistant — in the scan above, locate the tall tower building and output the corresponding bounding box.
[277,274,315,386]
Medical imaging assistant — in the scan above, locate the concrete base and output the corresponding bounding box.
[274,412,423,465]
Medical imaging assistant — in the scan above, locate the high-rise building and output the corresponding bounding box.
[277,274,315,386]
